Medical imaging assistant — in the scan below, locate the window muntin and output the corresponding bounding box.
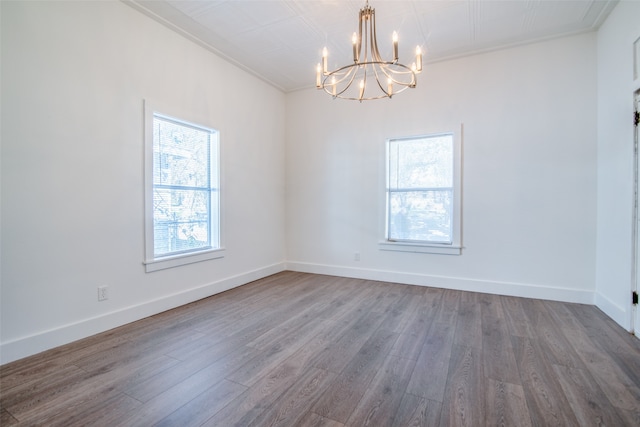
[386,133,454,244]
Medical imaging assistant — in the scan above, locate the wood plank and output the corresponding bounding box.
[247,368,335,427]
[500,296,536,338]
[481,312,520,384]
[559,319,640,412]
[246,299,333,350]
[454,291,482,350]
[38,391,142,427]
[511,336,579,426]
[432,289,460,324]
[225,316,329,387]
[607,350,640,395]
[0,408,18,426]
[312,277,381,323]
[389,330,429,363]
[373,291,416,333]
[162,331,239,362]
[311,328,400,423]
[529,300,587,369]
[3,351,167,423]
[405,321,456,402]
[311,310,385,374]
[123,343,261,403]
[384,286,428,334]
[619,407,640,426]
[1,365,88,418]
[344,355,417,426]
[569,303,640,355]
[438,345,486,427]
[389,289,442,361]
[485,378,531,427]
[112,362,247,426]
[552,365,627,426]
[396,288,442,339]
[0,328,131,391]
[200,358,318,426]
[298,412,345,427]
[391,394,442,427]
[542,300,585,331]
[153,379,246,427]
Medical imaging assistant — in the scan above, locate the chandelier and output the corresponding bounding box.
[316,0,423,101]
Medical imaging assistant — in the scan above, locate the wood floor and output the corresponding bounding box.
[1,272,640,426]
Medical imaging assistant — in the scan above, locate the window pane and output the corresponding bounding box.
[150,113,220,260]
[154,220,210,256]
[388,190,452,243]
[389,134,453,189]
[153,117,210,188]
[153,188,210,256]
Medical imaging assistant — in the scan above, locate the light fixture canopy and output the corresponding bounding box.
[316,0,423,101]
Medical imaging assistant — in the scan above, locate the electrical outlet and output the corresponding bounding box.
[354,252,360,261]
[98,286,109,301]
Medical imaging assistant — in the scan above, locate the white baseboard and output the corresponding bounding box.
[0,262,286,365]
[594,291,631,331]
[286,261,595,305]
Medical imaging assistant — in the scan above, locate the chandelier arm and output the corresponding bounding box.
[326,62,416,88]
[338,74,359,97]
[378,65,395,84]
[371,64,390,97]
[380,65,415,86]
[362,10,369,64]
[339,71,360,97]
[387,86,409,96]
[322,65,359,97]
[359,64,368,101]
[323,63,360,86]
[357,8,364,63]
[342,93,391,101]
[370,9,383,63]
[330,72,395,100]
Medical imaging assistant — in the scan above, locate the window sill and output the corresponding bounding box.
[378,241,461,255]
[144,248,225,272]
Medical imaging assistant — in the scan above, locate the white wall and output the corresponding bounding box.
[0,0,286,364]
[595,0,640,330]
[286,33,598,303]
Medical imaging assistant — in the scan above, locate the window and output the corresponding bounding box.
[144,102,223,272]
[381,130,461,255]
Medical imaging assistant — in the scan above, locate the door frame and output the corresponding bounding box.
[633,89,640,337]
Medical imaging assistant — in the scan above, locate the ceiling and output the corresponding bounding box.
[127,0,618,92]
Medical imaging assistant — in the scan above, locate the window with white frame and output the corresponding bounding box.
[144,102,223,272]
[381,131,461,255]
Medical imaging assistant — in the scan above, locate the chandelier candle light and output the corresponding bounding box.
[316,0,423,101]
